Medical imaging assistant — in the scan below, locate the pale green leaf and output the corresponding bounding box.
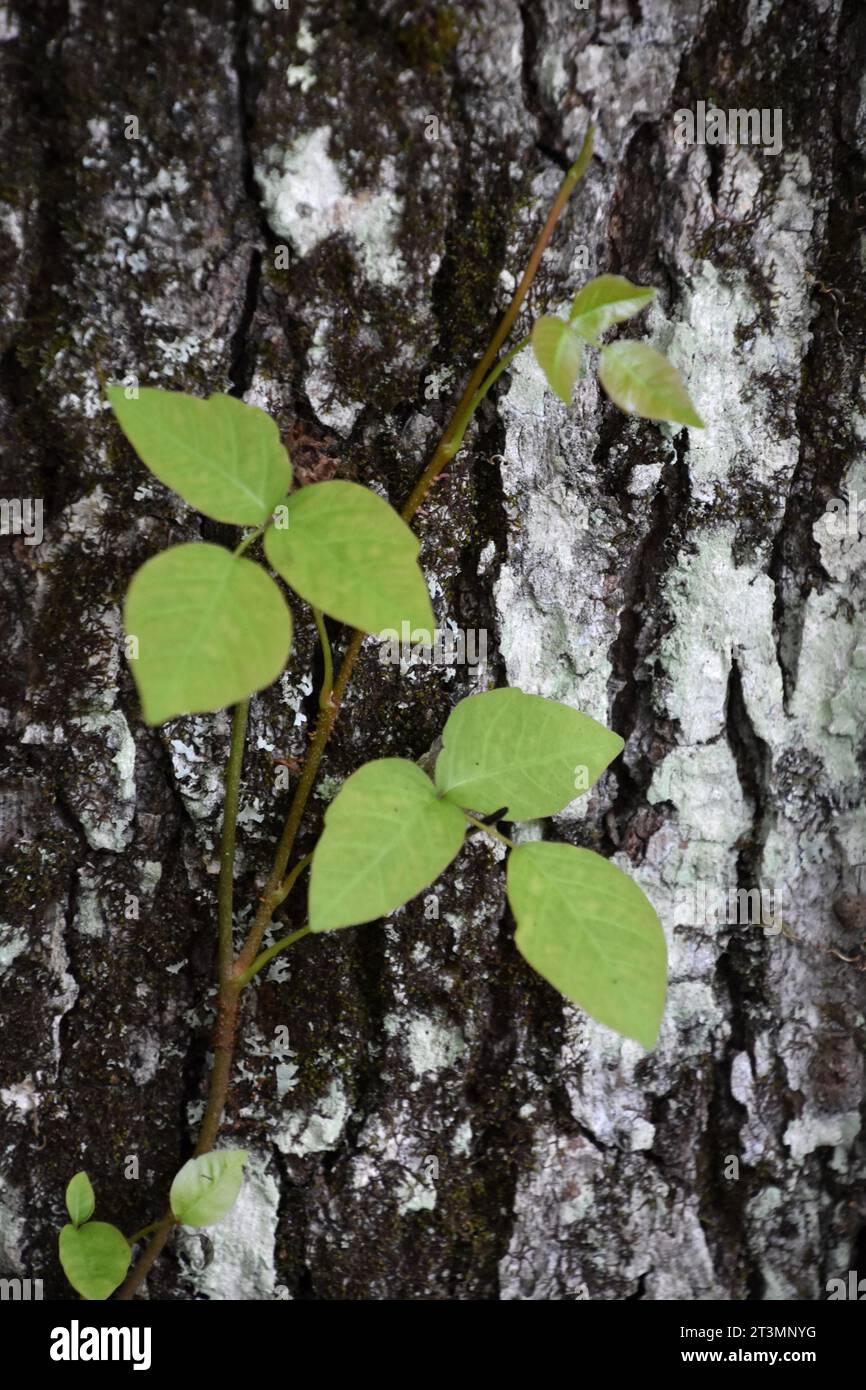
[124,543,292,725]
[264,481,434,637]
[569,274,655,344]
[507,842,667,1049]
[598,341,704,427]
[309,758,466,932]
[530,316,584,405]
[65,1171,95,1228]
[58,1222,131,1301]
[434,688,623,820]
[108,387,292,526]
[169,1150,249,1227]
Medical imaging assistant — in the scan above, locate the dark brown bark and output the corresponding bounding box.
[1,0,864,1300]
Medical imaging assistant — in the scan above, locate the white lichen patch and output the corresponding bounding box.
[666,148,814,505]
[68,711,136,851]
[493,349,620,782]
[304,324,364,435]
[346,1105,443,1221]
[236,799,266,830]
[395,1166,438,1215]
[654,520,866,800]
[278,669,313,727]
[629,1119,656,1152]
[403,1012,466,1078]
[783,1111,861,1162]
[0,6,20,41]
[789,593,866,789]
[0,1077,39,1119]
[650,740,751,844]
[73,869,105,938]
[0,922,27,975]
[275,1061,299,1099]
[122,1030,161,1087]
[286,18,317,92]
[655,531,782,745]
[179,1151,280,1301]
[138,860,162,895]
[256,127,407,289]
[730,1039,778,1166]
[314,774,344,803]
[451,1120,473,1157]
[274,1078,349,1156]
[576,41,682,152]
[168,720,226,822]
[746,1184,825,1300]
[0,1178,26,1282]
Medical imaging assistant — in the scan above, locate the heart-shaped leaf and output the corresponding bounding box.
[59,1221,131,1301]
[170,1150,249,1227]
[265,481,434,637]
[65,1171,95,1228]
[309,758,466,932]
[507,841,667,1049]
[434,688,623,821]
[124,543,293,724]
[108,387,292,526]
[530,316,584,405]
[569,274,655,344]
[598,341,704,427]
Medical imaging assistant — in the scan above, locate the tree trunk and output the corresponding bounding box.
[1,0,864,1301]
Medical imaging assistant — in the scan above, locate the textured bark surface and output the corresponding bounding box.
[1,0,864,1301]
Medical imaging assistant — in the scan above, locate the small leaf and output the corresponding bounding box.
[170,1150,249,1227]
[59,1222,131,1301]
[264,481,434,637]
[569,274,655,344]
[125,543,292,725]
[507,842,667,1049]
[598,341,704,427]
[309,758,466,932]
[65,1171,95,1228]
[108,387,292,526]
[530,316,584,405]
[434,688,623,821]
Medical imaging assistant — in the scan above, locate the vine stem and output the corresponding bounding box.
[219,699,249,983]
[196,696,249,1154]
[127,1220,162,1247]
[117,124,594,1300]
[272,851,313,912]
[444,336,530,462]
[462,812,517,850]
[401,124,594,520]
[234,123,594,978]
[311,606,334,710]
[234,524,266,557]
[116,698,248,1301]
[237,923,312,989]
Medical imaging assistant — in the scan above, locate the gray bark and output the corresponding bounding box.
[1,0,864,1300]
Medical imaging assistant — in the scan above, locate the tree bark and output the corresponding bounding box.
[0,0,864,1300]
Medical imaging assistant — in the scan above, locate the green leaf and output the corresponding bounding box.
[309,758,466,932]
[530,316,584,405]
[569,274,655,344]
[507,842,667,1049]
[108,387,292,526]
[598,341,704,427]
[59,1222,131,1301]
[169,1150,249,1227]
[125,543,292,725]
[65,1171,95,1228]
[434,688,623,821]
[264,481,434,637]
